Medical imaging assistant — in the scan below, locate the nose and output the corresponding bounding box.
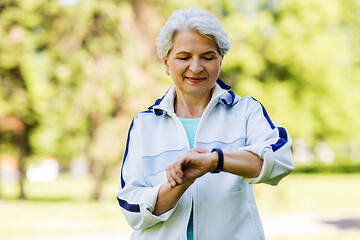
[189,58,204,74]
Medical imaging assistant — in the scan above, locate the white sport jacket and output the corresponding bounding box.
[117,79,295,240]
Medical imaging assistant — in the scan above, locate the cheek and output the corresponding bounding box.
[170,62,187,73]
[208,63,221,74]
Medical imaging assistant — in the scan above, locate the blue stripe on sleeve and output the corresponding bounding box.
[251,97,276,129]
[271,127,288,152]
[121,119,135,188]
[251,97,288,152]
[118,119,141,213]
[117,196,141,212]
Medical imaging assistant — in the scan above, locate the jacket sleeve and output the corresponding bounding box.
[241,97,295,186]
[116,116,176,230]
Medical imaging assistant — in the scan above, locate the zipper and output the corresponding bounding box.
[167,112,193,240]
[191,97,220,240]
[166,89,225,240]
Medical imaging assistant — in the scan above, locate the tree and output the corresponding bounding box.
[1,0,360,200]
[1,0,169,200]
[219,0,360,151]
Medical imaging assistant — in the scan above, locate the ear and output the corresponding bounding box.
[162,57,170,74]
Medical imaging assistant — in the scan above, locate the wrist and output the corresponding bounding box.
[209,151,219,173]
[165,179,192,192]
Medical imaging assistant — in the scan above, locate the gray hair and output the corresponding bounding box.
[156,7,232,58]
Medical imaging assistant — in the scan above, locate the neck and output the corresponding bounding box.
[174,90,212,118]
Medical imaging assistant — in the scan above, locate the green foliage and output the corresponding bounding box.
[1,0,360,199]
[220,0,360,147]
[294,162,360,174]
[1,0,164,165]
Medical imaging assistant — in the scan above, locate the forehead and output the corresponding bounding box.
[170,31,219,54]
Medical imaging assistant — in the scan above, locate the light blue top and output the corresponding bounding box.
[178,117,200,240]
[178,117,200,149]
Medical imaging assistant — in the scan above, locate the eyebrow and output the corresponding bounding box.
[202,51,217,55]
[175,51,190,56]
[175,51,217,56]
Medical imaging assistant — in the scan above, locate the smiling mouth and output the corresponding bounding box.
[185,77,206,83]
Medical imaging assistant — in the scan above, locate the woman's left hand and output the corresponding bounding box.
[166,147,218,187]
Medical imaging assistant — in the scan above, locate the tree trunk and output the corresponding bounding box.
[17,123,26,199]
[0,116,27,199]
[91,158,104,201]
[0,139,2,200]
[88,112,103,201]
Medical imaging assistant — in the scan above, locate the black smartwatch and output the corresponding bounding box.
[211,148,224,173]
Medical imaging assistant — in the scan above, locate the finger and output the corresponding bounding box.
[167,165,180,186]
[173,161,184,178]
[166,166,177,187]
[171,164,183,185]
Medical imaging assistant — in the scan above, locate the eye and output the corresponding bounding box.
[178,57,190,60]
[202,54,215,60]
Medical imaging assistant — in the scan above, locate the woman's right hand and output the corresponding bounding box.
[166,147,218,187]
[154,148,218,216]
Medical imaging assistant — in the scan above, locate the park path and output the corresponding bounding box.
[262,209,360,239]
[19,209,360,240]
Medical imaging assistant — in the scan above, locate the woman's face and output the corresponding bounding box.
[163,31,223,98]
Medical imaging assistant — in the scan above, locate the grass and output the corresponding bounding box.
[0,173,360,239]
[253,173,360,214]
[0,174,128,239]
[0,201,127,239]
[254,173,360,240]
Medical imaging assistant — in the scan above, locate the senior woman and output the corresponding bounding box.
[117,7,294,240]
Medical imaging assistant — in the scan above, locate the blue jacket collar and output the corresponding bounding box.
[148,78,238,116]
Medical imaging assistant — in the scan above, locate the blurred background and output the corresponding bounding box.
[1,0,360,239]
